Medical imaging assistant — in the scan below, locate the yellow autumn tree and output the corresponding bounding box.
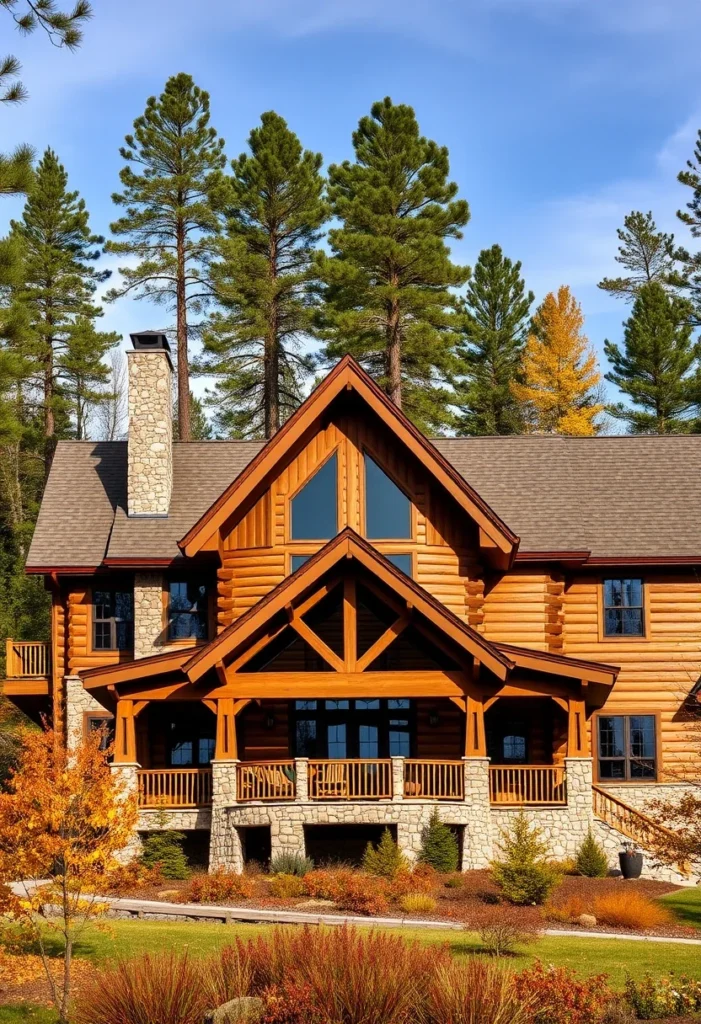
[512,285,604,435]
[0,727,138,1022]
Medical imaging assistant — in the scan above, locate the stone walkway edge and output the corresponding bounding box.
[99,896,701,945]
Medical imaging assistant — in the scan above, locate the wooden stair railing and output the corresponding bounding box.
[592,785,689,874]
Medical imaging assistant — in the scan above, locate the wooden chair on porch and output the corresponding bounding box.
[310,761,348,798]
[238,763,294,801]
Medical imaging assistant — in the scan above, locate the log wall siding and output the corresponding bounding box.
[51,592,66,727]
[482,570,554,650]
[64,584,131,675]
[563,573,701,779]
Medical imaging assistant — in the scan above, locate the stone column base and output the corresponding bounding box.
[462,757,493,869]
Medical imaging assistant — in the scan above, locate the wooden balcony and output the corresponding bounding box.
[138,768,213,808]
[4,639,51,694]
[489,765,567,806]
[309,759,392,800]
[237,761,296,802]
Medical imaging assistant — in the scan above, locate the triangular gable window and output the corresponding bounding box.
[291,452,338,541]
[364,455,411,539]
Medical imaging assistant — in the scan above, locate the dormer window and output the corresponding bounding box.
[364,455,411,539]
[290,452,338,541]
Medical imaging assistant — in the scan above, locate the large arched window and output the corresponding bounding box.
[364,455,411,540]
[290,452,338,541]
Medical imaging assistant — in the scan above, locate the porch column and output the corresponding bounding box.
[209,759,243,873]
[564,756,595,851]
[110,762,142,864]
[465,694,487,757]
[567,696,589,757]
[295,757,309,801]
[462,757,493,869]
[114,699,137,764]
[391,756,405,801]
[215,698,238,760]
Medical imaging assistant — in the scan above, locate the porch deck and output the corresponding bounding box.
[136,761,568,808]
[4,639,50,693]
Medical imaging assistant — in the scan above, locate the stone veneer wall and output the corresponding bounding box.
[127,348,172,516]
[134,572,166,659]
[65,675,110,751]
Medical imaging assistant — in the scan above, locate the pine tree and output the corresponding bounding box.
[0,0,92,103]
[105,73,227,442]
[575,829,609,878]
[456,244,533,435]
[363,827,408,878]
[604,282,701,434]
[9,148,117,470]
[418,808,459,873]
[512,285,604,436]
[598,211,678,301]
[173,392,212,440]
[318,97,470,434]
[199,111,327,439]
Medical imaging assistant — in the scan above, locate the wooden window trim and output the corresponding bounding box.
[286,446,343,545]
[162,581,215,647]
[591,710,661,784]
[359,444,416,543]
[597,577,649,642]
[87,585,135,656]
[82,709,114,740]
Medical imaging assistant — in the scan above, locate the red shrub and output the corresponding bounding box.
[422,958,532,1024]
[262,982,326,1024]
[186,870,253,903]
[469,904,540,956]
[389,866,436,901]
[514,961,613,1024]
[301,868,390,914]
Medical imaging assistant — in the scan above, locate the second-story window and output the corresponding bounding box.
[167,581,209,641]
[290,452,338,541]
[364,455,411,539]
[603,578,645,637]
[93,590,133,651]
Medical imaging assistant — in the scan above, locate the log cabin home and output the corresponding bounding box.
[4,332,701,878]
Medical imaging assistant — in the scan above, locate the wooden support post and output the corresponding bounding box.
[465,694,486,757]
[343,577,357,671]
[567,696,589,757]
[114,699,137,763]
[215,697,238,760]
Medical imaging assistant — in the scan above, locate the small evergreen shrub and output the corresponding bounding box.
[140,829,190,880]
[491,812,560,905]
[575,830,609,878]
[418,809,459,873]
[362,828,408,878]
[444,873,464,889]
[269,852,314,877]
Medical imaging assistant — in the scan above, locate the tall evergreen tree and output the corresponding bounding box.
[675,129,701,322]
[106,73,227,442]
[9,148,117,470]
[318,97,470,434]
[604,282,701,434]
[199,111,327,439]
[598,211,678,301]
[512,285,603,436]
[456,244,533,435]
[0,0,92,103]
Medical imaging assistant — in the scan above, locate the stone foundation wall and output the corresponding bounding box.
[65,675,110,751]
[138,808,213,831]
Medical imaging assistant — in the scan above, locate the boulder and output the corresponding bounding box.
[156,889,182,900]
[577,913,597,928]
[296,897,336,908]
[204,996,264,1024]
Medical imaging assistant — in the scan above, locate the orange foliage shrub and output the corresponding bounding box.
[268,874,305,899]
[592,892,674,931]
[186,870,253,903]
[301,869,390,914]
[543,895,589,923]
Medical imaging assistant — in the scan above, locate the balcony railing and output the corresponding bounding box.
[309,759,392,800]
[237,761,296,802]
[5,639,51,679]
[489,765,567,805]
[404,759,464,799]
[138,769,213,808]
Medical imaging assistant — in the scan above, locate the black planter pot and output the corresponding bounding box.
[619,850,643,879]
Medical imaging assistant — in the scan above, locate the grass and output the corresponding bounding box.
[3,915,701,1022]
[659,887,701,930]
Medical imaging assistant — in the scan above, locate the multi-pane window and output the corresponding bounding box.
[290,453,338,540]
[291,698,413,758]
[167,581,209,641]
[86,713,114,752]
[603,579,645,637]
[597,714,657,780]
[93,590,133,651]
[364,455,411,539]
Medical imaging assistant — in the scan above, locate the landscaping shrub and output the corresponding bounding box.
[419,809,459,873]
[301,867,390,914]
[575,830,609,878]
[420,958,532,1024]
[140,829,190,880]
[399,892,437,915]
[444,873,464,889]
[592,892,673,931]
[471,904,540,956]
[186,869,254,903]
[624,972,701,1019]
[262,981,326,1024]
[73,952,208,1024]
[491,812,560,905]
[513,960,613,1024]
[388,865,436,901]
[268,873,305,899]
[362,827,408,878]
[543,895,589,923]
[269,852,313,877]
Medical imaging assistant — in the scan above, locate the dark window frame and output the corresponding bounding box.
[289,449,339,542]
[290,698,415,759]
[362,450,413,541]
[596,713,658,782]
[166,579,210,642]
[602,578,645,638]
[92,588,134,652]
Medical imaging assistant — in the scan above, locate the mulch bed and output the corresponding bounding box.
[119,869,694,938]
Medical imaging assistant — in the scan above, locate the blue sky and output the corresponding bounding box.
[3,0,701,414]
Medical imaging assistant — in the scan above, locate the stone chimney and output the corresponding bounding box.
[127,331,173,517]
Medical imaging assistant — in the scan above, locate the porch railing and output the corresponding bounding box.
[5,639,51,679]
[237,761,296,802]
[138,769,213,808]
[404,759,464,799]
[309,759,392,800]
[489,765,567,806]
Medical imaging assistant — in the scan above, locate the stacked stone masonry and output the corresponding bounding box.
[127,349,172,516]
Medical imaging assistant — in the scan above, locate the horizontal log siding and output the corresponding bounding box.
[564,573,701,778]
[482,570,553,650]
[65,586,125,673]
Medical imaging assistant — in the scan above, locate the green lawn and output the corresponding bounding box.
[659,887,701,930]
[3,916,701,1023]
